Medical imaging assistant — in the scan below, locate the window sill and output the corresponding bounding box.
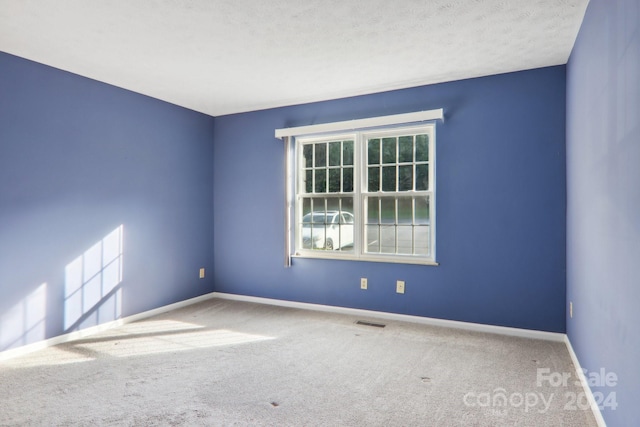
[292,252,439,266]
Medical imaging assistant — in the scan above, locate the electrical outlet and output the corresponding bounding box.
[396,280,405,294]
[570,301,573,318]
[360,278,368,290]
[199,268,205,279]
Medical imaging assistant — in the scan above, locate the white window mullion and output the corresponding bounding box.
[377,197,382,254]
[412,197,416,255]
[355,132,365,257]
[324,143,329,193]
[395,137,400,192]
[393,197,397,254]
[340,141,344,193]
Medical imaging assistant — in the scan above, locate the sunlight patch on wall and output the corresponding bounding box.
[64,225,123,332]
[0,283,47,351]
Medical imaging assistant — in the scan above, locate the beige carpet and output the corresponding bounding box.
[0,298,597,426]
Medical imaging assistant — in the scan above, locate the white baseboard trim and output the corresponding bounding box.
[0,289,569,361]
[0,291,218,362]
[211,292,566,342]
[564,336,608,427]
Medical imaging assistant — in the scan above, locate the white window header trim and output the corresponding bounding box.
[275,108,444,140]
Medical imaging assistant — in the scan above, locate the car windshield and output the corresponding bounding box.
[303,213,326,224]
[303,212,342,224]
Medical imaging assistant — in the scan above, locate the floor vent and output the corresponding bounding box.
[356,320,386,328]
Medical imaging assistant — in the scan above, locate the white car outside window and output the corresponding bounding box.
[301,211,354,250]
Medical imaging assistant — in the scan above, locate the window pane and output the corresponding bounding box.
[337,198,354,250]
[311,225,326,249]
[303,144,313,168]
[315,143,326,167]
[302,198,311,217]
[398,197,412,224]
[366,225,380,253]
[382,137,396,164]
[310,198,320,215]
[338,225,354,250]
[416,134,429,161]
[341,197,354,218]
[301,199,312,249]
[343,167,354,192]
[368,139,380,165]
[415,197,430,225]
[329,169,340,193]
[338,198,354,251]
[380,225,396,254]
[343,140,354,166]
[368,167,380,192]
[315,169,326,193]
[382,166,396,191]
[399,136,413,162]
[397,226,413,254]
[414,226,430,255]
[416,164,429,191]
[381,198,395,224]
[305,169,313,193]
[309,199,327,251]
[327,197,340,215]
[367,197,379,224]
[329,141,341,166]
[398,165,413,191]
[311,199,325,222]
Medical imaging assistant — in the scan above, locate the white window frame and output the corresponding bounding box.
[293,124,437,265]
[360,125,436,263]
[295,133,359,261]
[275,108,444,268]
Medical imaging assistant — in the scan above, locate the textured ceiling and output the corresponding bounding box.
[0,0,589,116]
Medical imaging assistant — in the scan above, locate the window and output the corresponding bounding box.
[298,137,355,252]
[294,124,436,264]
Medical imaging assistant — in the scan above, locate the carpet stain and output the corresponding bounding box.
[355,320,386,328]
[270,401,280,407]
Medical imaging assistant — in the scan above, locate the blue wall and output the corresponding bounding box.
[0,52,215,352]
[213,66,567,333]
[566,0,640,425]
